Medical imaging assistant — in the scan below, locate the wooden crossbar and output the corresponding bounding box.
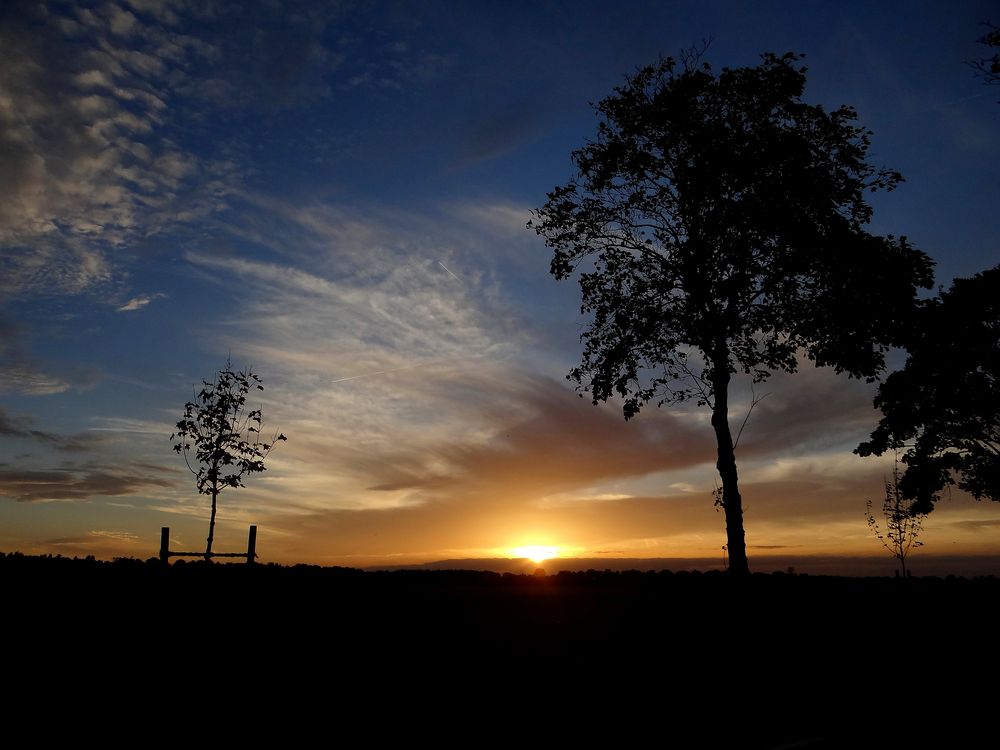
[159,525,258,564]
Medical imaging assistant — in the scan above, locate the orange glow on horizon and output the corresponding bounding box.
[510,545,560,563]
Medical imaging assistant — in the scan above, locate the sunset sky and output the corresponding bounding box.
[2,0,998,572]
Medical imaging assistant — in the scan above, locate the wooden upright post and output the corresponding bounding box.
[247,525,257,565]
[159,527,170,564]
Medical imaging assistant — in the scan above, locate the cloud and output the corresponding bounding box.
[163,198,552,522]
[363,375,714,498]
[733,365,880,457]
[453,98,549,167]
[250,460,945,564]
[117,292,167,312]
[163,192,929,568]
[0,407,103,451]
[88,417,174,435]
[0,365,73,396]
[0,1,462,301]
[34,528,147,559]
[163,195,915,565]
[46,530,141,545]
[0,464,176,502]
[250,365,901,564]
[0,1,236,298]
[950,519,1000,532]
[123,0,182,27]
[185,197,519,367]
[0,314,103,395]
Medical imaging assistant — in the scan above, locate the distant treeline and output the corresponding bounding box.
[6,550,993,745]
[5,549,998,585]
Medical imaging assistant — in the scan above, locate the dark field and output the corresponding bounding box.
[5,552,994,746]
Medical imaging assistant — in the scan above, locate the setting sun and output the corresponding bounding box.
[510,545,560,563]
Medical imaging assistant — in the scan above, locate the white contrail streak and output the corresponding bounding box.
[438,261,461,281]
[329,361,438,384]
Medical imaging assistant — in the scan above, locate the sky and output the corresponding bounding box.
[1,0,998,573]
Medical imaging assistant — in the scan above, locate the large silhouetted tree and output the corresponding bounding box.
[530,51,934,575]
[171,361,286,560]
[857,266,1000,512]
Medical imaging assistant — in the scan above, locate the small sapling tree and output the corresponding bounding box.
[171,361,286,561]
[866,455,925,577]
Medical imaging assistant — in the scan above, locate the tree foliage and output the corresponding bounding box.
[171,361,286,559]
[857,266,1000,513]
[529,50,934,575]
[970,21,1000,97]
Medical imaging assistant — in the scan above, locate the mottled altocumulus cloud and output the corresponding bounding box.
[0,0,455,300]
[0,0,338,299]
[0,1,222,295]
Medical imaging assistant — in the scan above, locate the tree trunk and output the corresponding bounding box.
[205,478,218,562]
[711,366,750,577]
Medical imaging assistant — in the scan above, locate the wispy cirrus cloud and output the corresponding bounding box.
[47,529,140,546]
[950,519,1000,532]
[117,292,167,312]
[173,198,540,520]
[0,365,74,396]
[33,528,146,560]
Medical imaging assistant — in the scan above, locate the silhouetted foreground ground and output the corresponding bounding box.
[5,552,993,746]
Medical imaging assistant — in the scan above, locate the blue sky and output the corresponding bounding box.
[1,0,998,568]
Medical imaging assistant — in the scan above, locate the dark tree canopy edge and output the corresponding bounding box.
[857,266,1000,513]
